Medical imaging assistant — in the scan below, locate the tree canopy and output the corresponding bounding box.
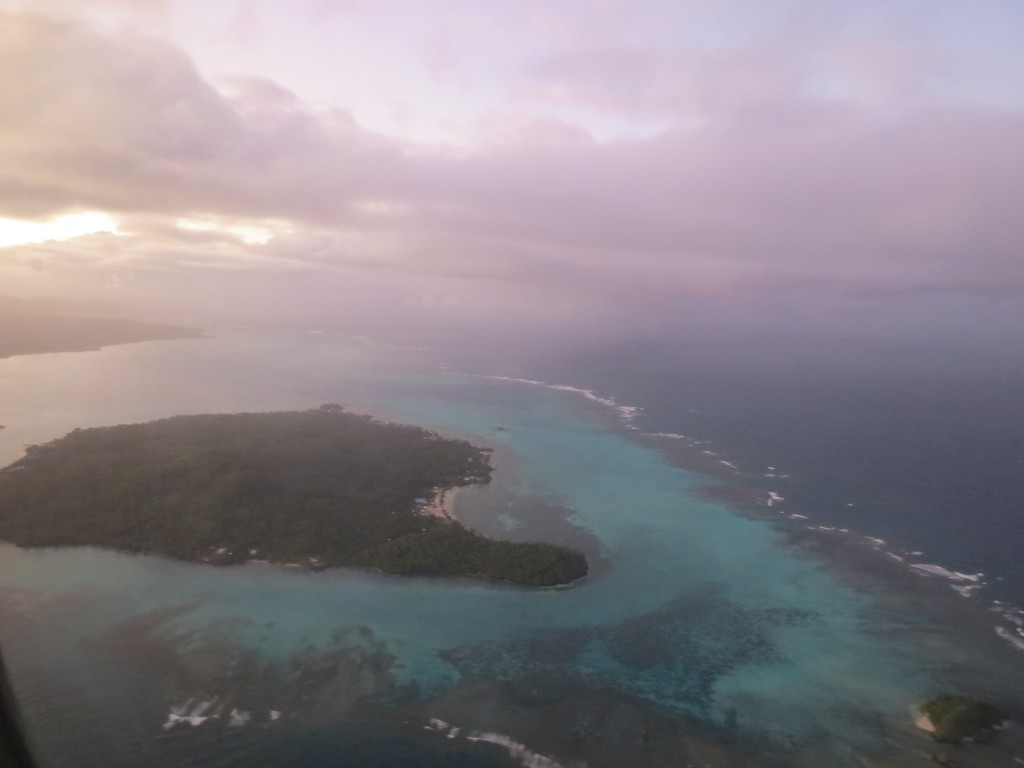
[0,407,587,587]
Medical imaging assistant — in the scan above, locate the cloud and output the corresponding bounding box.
[1,6,1023,331]
[0,12,407,220]
[0,0,167,26]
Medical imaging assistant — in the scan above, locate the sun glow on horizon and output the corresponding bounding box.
[0,212,121,249]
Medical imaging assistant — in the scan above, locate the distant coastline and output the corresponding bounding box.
[0,296,203,359]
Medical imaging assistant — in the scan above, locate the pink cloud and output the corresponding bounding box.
[1,6,1023,328]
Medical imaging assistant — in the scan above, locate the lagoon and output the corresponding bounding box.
[0,334,1021,767]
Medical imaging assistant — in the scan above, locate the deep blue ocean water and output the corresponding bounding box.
[451,334,1024,605]
[0,332,1021,768]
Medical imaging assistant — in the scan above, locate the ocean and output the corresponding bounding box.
[453,332,1024,605]
[0,331,1021,768]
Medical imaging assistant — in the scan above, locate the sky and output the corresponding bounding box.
[0,0,1022,339]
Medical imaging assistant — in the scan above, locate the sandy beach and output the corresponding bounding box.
[421,487,460,520]
[915,712,935,733]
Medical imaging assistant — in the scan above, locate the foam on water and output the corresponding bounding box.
[0,334,1021,767]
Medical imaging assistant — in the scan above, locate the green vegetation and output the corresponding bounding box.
[921,695,1006,744]
[0,295,201,358]
[355,524,587,585]
[0,407,587,587]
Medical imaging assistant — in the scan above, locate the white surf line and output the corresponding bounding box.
[991,602,1024,652]
[425,719,563,768]
[463,374,643,428]
[163,693,287,730]
[995,626,1024,652]
[227,709,251,727]
[464,371,1024,651]
[459,374,771,476]
[163,697,218,730]
[909,563,984,583]
[466,731,563,768]
[842,539,1023,654]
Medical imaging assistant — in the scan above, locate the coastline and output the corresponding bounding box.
[514,369,1024,657]
[0,321,206,361]
[420,486,461,521]
[466,368,1024,760]
[2,334,1022,768]
[915,709,936,734]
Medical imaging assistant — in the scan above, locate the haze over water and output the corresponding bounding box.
[0,334,1022,767]
[1,1,1023,765]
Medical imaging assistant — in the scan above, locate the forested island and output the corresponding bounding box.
[0,407,588,587]
[919,695,1007,744]
[0,295,202,358]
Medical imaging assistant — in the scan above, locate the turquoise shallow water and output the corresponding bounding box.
[0,334,1016,767]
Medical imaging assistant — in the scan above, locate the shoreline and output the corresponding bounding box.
[472,366,1023,607]
[914,707,936,734]
[489,372,1024,745]
[0,324,206,361]
[420,486,460,520]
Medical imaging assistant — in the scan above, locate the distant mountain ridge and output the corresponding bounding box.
[0,295,203,358]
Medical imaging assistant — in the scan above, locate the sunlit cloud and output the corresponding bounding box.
[175,216,295,246]
[0,212,121,249]
[0,2,1022,329]
[350,200,411,217]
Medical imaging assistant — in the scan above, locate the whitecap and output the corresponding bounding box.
[909,564,984,582]
[952,584,982,598]
[465,731,563,768]
[466,374,642,428]
[427,718,450,732]
[163,697,218,730]
[995,626,1024,652]
[228,709,251,727]
[644,431,687,440]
